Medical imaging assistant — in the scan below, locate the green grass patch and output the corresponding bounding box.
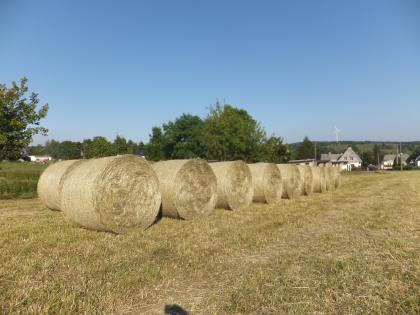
[0,162,46,199]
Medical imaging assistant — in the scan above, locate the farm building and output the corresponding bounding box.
[288,159,317,166]
[380,154,410,170]
[28,155,52,163]
[416,156,420,167]
[320,147,361,171]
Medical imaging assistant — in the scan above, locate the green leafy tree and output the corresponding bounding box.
[361,151,375,168]
[144,127,166,161]
[162,114,204,159]
[260,136,290,163]
[56,141,82,160]
[0,78,49,160]
[113,135,128,155]
[296,136,315,160]
[82,137,114,158]
[27,144,45,156]
[202,103,266,162]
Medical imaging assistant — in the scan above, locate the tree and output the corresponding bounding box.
[144,127,166,161]
[260,136,290,163]
[162,114,204,159]
[372,144,383,166]
[0,78,49,160]
[56,141,82,160]
[361,151,375,168]
[296,137,315,160]
[113,135,128,155]
[82,137,114,158]
[202,103,266,162]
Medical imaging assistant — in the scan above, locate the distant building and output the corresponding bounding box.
[320,147,362,171]
[28,155,52,163]
[380,153,409,170]
[287,159,317,166]
[415,156,420,168]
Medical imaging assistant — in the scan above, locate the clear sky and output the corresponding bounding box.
[1,0,420,144]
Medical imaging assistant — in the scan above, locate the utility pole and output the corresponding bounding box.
[314,142,317,161]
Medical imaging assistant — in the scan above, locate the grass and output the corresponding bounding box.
[0,172,419,314]
[0,162,46,199]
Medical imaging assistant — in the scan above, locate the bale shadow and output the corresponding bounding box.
[164,304,188,315]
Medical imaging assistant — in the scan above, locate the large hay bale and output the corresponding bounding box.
[312,166,327,193]
[332,167,342,188]
[277,164,302,199]
[311,166,327,193]
[37,160,84,211]
[152,159,217,220]
[247,163,283,204]
[324,167,335,191]
[61,155,161,233]
[209,161,253,210]
[296,165,314,195]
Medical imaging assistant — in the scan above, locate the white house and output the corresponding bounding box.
[288,159,317,166]
[380,153,409,170]
[414,155,420,168]
[320,147,362,171]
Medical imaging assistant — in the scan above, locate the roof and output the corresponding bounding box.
[382,154,396,162]
[338,147,362,163]
[320,153,342,161]
[288,159,316,163]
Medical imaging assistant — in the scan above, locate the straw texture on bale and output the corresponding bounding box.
[311,166,327,193]
[277,164,303,199]
[61,155,161,233]
[247,163,283,204]
[152,159,217,220]
[209,161,253,210]
[296,165,314,195]
[37,160,84,211]
[324,167,335,191]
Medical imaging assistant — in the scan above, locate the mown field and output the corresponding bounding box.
[0,172,419,314]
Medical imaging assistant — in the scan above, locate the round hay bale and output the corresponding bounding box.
[296,165,314,195]
[247,163,283,204]
[61,155,161,233]
[311,166,327,193]
[209,161,253,210]
[37,160,84,211]
[152,159,217,220]
[332,167,342,188]
[324,167,335,191]
[277,164,303,199]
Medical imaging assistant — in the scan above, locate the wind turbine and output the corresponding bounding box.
[333,126,341,143]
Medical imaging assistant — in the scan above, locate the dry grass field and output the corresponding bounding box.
[0,172,419,314]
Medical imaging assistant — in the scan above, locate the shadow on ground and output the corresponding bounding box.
[164,304,188,315]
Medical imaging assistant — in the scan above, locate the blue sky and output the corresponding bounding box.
[1,0,419,144]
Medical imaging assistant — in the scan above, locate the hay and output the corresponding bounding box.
[296,165,314,195]
[333,167,342,188]
[37,160,84,211]
[311,166,327,193]
[209,161,253,210]
[324,167,335,191]
[247,163,283,204]
[61,155,161,233]
[277,164,302,199]
[152,159,217,220]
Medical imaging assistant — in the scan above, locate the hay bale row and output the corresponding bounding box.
[277,164,302,199]
[248,163,283,204]
[38,155,341,234]
[151,159,217,219]
[210,161,253,210]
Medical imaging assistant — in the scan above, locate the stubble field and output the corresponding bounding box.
[0,171,419,314]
